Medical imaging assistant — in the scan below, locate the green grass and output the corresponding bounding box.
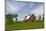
[5,21,44,30]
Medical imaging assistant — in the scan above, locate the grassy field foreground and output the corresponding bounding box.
[6,21,44,30]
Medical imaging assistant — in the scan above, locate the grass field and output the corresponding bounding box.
[5,21,44,31]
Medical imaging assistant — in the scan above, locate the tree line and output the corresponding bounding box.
[5,14,18,24]
[5,14,44,24]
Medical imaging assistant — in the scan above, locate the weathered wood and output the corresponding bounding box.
[24,15,36,22]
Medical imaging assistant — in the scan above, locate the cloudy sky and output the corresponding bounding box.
[5,0,44,21]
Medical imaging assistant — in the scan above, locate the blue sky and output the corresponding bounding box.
[6,0,44,21]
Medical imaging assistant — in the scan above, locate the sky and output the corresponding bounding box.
[5,0,44,21]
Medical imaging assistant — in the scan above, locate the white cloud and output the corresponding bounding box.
[30,5,44,20]
[30,5,43,16]
[6,1,34,14]
[6,1,20,14]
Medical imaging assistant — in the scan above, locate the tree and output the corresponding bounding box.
[5,14,14,24]
[13,14,18,21]
[5,13,18,24]
[39,15,41,20]
[43,13,44,21]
